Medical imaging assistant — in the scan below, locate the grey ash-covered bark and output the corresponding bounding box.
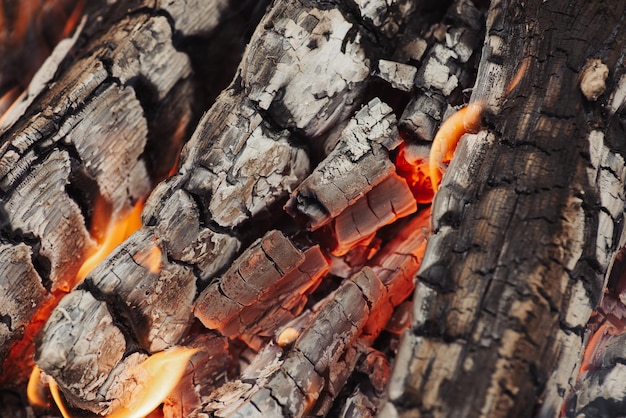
[0,0,253,385]
[383,0,626,417]
[34,0,424,414]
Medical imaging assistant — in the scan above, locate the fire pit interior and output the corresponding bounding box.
[1,0,626,417]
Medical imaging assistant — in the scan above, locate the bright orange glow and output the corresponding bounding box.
[429,102,483,193]
[77,198,144,282]
[0,87,21,124]
[62,0,86,38]
[134,244,162,274]
[108,347,198,418]
[395,144,434,204]
[579,322,614,374]
[49,379,72,418]
[27,366,49,408]
[277,327,300,347]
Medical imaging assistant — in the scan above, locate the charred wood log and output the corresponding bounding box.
[35,0,423,414]
[383,0,626,417]
[0,0,253,386]
[194,230,329,350]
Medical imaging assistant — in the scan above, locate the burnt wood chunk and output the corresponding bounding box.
[149,188,241,283]
[0,244,46,364]
[182,94,310,229]
[194,231,329,349]
[399,0,484,142]
[328,173,417,256]
[384,0,626,416]
[200,209,430,417]
[35,0,422,409]
[240,1,372,138]
[35,290,126,414]
[162,332,231,417]
[286,98,401,230]
[0,0,239,384]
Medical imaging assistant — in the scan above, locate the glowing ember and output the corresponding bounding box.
[77,198,144,282]
[133,243,163,275]
[107,347,198,418]
[578,321,621,374]
[277,327,300,347]
[395,142,434,204]
[428,101,483,192]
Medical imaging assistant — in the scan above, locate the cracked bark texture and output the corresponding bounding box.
[383,0,626,417]
[0,0,253,386]
[34,0,423,414]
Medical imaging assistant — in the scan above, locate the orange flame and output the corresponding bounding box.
[77,197,144,282]
[10,198,143,388]
[49,379,72,418]
[108,347,198,418]
[429,102,483,193]
[27,366,49,408]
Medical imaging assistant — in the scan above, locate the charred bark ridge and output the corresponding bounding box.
[0,0,258,384]
[385,0,626,417]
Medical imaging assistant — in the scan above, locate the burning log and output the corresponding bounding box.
[0,0,257,388]
[198,209,430,417]
[383,0,626,417]
[32,0,424,414]
[194,230,329,350]
[7,0,626,416]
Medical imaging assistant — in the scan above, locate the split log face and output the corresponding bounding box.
[384,0,626,417]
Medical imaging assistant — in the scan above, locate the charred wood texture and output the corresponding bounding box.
[34,0,424,415]
[4,0,625,417]
[384,0,626,417]
[0,0,256,385]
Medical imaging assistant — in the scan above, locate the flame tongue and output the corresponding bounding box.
[77,197,143,282]
[108,347,198,418]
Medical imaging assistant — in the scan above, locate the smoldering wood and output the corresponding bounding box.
[332,348,391,418]
[200,207,430,417]
[326,173,416,256]
[285,98,403,231]
[0,0,232,384]
[200,268,380,417]
[563,261,626,417]
[35,0,423,413]
[162,332,231,418]
[0,244,46,362]
[383,0,626,417]
[194,230,329,349]
[564,328,626,417]
[399,0,484,143]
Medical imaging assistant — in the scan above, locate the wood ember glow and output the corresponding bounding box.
[1,0,626,417]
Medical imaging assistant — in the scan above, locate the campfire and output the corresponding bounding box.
[1,0,626,417]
